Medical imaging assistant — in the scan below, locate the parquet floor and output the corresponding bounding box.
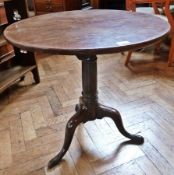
[1,49,174,175]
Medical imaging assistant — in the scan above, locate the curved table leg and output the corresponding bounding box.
[48,55,144,170]
[48,109,86,169]
[97,104,144,144]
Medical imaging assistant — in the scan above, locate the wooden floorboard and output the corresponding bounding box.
[0,50,174,174]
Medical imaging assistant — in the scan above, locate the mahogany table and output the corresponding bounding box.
[4,10,170,169]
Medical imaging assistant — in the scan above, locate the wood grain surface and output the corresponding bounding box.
[4,10,170,55]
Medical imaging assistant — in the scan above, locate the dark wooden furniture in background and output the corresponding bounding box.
[99,0,126,10]
[4,10,169,169]
[0,0,40,93]
[33,0,82,15]
[85,0,126,9]
[0,2,11,62]
[32,0,125,15]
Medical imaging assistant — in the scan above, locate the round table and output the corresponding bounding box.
[4,10,170,169]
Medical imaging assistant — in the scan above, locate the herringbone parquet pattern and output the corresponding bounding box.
[0,50,174,175]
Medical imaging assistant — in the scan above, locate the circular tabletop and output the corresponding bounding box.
[4,10,170,55]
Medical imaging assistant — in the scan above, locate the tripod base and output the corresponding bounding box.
[48,55,144,169]
[48,103,144,169]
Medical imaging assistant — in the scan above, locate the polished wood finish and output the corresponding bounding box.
[4,10,169,55]
[33,0,82,15]
[0,3,9,59]
[33,0,100,15]
[48,55,143,169]
[0,2,7,24]
[164,0,174,66]
[4,10,170,169]
[91,0,100,8]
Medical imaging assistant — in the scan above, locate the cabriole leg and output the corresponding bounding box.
[97,104,144,144]
[48,109,86,169]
